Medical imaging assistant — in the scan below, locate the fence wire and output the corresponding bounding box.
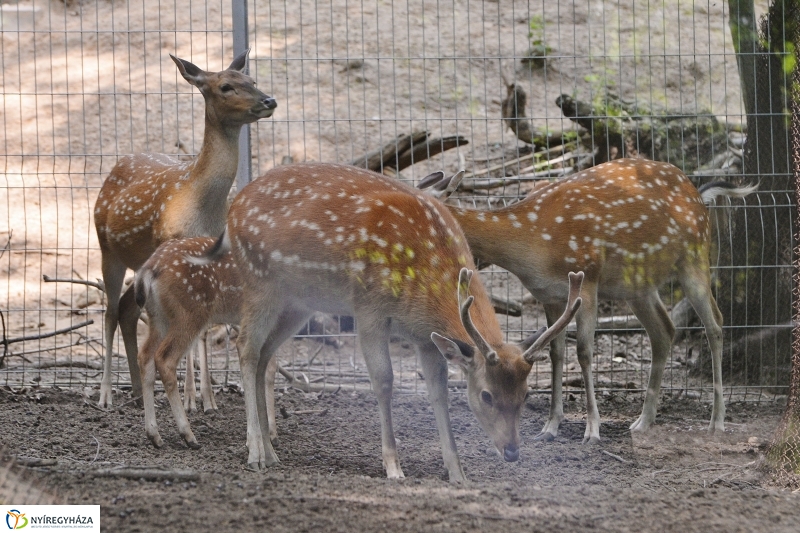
[0,0,795,405]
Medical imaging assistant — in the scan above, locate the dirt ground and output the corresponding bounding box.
[3,1,798,531]
[1,386,798,532]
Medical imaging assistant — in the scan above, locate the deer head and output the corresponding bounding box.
[432,269,583,461]
[170,49,277,126]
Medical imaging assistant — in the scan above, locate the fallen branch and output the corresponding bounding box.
[2,320,94,347]
[13,456,59,467]
[490,295,523,317]
[43,274,105,293]
[276,365,344,393]
[91,467,200,481]
[601,450,631,464]
[34,360,103,371]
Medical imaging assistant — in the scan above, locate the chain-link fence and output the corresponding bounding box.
[1,0,794,404]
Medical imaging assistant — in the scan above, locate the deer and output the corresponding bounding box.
[133,237,279,449]
[189,162,584,482]
[93,50,277,407]
[417,158,757,443]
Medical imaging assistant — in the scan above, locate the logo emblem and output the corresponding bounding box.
[5,510,27,530]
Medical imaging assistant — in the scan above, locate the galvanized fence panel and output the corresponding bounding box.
[0,0,794,404]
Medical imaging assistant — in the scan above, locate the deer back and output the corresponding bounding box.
[451,158,711,301]
[227,163,502,347]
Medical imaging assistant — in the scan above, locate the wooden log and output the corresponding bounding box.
[395,135,468,171]
[350,131,429,172]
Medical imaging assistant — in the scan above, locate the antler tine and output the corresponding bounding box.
[456,268,499,365]
[522,271,585,363]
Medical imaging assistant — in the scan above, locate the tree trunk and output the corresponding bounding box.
[706,0,796,387]
[766,2,800,482]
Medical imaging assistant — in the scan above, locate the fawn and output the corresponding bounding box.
[134,237,278,449]
[191,163,583,482]
[419,159,757,442]
[93,50,276,406]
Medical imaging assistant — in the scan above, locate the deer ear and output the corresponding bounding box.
[170,54,206,87]
[431,332,475,370]
[227,48,250,72]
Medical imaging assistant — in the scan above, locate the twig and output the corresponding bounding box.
[276,364,344,393]
[83,399,110,413]
[90,436,100,464]
[2,320,94,346]
[0,230,11,259]
[291,409,328,416]
[312,426,338,437]
[34,360,103,371]
[601,450,631,464]
[13,456,58,467]
[91,467,200,481]
[306,343,325,367]
[43,274,105,293]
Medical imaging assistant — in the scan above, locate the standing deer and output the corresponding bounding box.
[133,237,278,449]
[419,159,757,442]
[93,50,277,407]
[192,163,583,481]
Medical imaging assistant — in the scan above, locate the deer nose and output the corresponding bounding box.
[263,96,277,110]
[503,444,519,462]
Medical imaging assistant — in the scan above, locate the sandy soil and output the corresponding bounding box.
[1,386,798,532]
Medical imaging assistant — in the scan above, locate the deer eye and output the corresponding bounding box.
[220,84,234,92]
[480,390,493,406]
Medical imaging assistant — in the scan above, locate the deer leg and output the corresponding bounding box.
[198,329,218,412]
[680,269,725,433]
[628,292,676,433]
[154,331,200,449]
[138,326,163,448]
[118,283,143,398]
[265,349,278,443]
[99,254,127,407]
[417,342,466,483]
[534,303,568,442]
[237,301,282,471]
[356,316,404,479]
[255,309,310,452]
[575,287,601,444]
[183,339,198,413]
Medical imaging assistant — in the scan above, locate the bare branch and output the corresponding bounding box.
[43,274,105,293]
[2,320,94,347]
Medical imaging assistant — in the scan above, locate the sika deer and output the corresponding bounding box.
[134,237,278,449]
[420,159,757,441]
[192,163,583,481]
[94,50,277,407]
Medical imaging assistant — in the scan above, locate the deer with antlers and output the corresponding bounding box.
[93,50,277,407]
[419,159,756,442]
[190,163,583,481]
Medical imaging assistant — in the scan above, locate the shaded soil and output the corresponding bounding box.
[1,387,798,532]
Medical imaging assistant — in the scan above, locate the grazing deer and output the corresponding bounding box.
[134,237,278,449]
[93,50,277,407]
[192,163,583,481]
[419,159,757,442]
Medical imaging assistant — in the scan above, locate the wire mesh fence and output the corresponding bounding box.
[0,0,794,404]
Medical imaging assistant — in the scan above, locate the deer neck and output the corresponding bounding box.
[449,204,541,274]
[185,117,242,222]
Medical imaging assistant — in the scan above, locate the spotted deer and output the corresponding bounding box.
[420,159,757,442]
[93,50,277,407]
[191,163,583,481]
[133,237,278,449]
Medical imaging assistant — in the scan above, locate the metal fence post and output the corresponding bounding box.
[232,0,251,191]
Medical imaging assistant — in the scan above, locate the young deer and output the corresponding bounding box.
[134,237,278,449]
[420,159,757,442]
[193,163,583,481]
[93,50,277,407]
